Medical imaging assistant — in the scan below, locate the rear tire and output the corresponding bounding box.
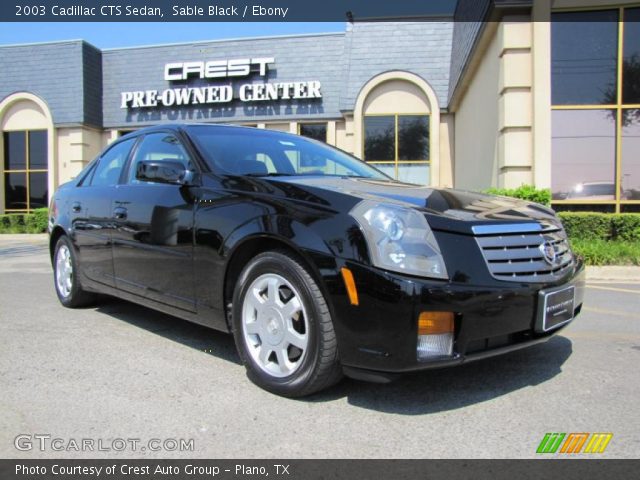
[53,235,96,308]
[232,250,342,397]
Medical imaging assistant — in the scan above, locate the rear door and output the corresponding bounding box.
[111,131,197,312]
[71,137,137,287]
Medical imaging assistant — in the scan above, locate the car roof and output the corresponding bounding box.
[122,123,275,137]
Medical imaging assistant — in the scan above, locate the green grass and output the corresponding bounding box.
[570,239,640,266]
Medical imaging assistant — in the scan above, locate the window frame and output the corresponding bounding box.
[3,129,48,213]
[362,113,430,181]
[551,5,640,212]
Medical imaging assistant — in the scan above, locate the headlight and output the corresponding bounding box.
[350,201,448,279]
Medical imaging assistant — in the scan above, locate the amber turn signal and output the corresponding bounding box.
[418,311,454,336]
[340,267,359,306]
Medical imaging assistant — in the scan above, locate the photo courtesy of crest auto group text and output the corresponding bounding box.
[0,0,638,477]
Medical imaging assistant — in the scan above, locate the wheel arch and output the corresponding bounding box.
[222,233,339,331]
[49,225,68,262]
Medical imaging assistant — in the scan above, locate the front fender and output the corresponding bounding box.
[223,213,335,258]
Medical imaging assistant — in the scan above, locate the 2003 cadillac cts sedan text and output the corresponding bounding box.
[48,124,585,397]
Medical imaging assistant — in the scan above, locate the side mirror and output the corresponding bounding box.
[135,160,194,185]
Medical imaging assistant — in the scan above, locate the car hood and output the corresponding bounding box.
[265,176,559,235]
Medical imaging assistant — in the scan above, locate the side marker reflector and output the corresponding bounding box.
[340,267,359,306]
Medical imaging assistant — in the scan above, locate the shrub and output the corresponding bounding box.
[0,209,49,234]
[9,214,25,230]
[484,185,551,206]
[0,215,11,230]
[611,214,640,241]
[557,212,640,241]
[557,212,613,240]
[25,208,49,233]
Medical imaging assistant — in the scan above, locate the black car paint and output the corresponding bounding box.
[50,124,585,381]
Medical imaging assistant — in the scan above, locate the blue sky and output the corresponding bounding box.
[0,22,346,48]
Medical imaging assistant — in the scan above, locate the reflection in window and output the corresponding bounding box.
[552,7,640,211]
[398,116,429,160]
[299,123,327,143]
[553,203,617,214]
[364,114,430,185]
[29,172,48,209]
[398,164,430,185]
[188,126,385,180]
[3,130,48,212]
[4,132,26,170]
[621,204,640,213]
[623,8,640,104]
[91,138,135,187]
[28,131,48,168]
[364,116,395,161]
[371,164,394,180]
[128,134,191,184]
[552,110,616,200]
[551,10,619,105]
[622,109,640,200]
[4,172,27,210]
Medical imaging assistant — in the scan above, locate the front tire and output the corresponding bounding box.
[232,250,342,397]
[53,235,95,308]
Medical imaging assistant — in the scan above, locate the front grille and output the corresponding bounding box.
[475,225,574,283]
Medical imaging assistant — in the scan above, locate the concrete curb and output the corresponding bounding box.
[1,234,638,282]
[0,233,48,241]
[586,266,639,282]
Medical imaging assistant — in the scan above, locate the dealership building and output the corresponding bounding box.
[1,0,639,214]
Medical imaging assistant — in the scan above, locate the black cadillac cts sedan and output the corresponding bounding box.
[49,124,585,397]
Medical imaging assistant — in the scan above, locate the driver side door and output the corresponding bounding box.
[72,137,137,288]
[111,131,197,312]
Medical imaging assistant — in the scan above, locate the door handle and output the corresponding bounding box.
[72,202,82,213]
[113,207,128,220]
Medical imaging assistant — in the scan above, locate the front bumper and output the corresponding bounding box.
[331,257,585,381]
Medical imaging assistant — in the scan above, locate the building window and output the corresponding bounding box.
[3,130,48,212]
[118,129,137,137]
[551,7,640,211]
[363,114,429,185]
[298,123,327,143]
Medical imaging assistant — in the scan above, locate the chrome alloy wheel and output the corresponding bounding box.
[55,244,73,298]
[241,273,309,378]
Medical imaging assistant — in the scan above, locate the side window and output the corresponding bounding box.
[128,133,192,184]
[90,138,136,187]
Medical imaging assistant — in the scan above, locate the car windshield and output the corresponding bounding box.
[186,125,389,179]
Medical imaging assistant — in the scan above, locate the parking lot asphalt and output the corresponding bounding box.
[1,235,639,459]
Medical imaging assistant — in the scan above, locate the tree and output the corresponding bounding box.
[604,53,640,127]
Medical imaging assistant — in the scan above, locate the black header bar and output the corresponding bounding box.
[2,0,457,22]
[0,459,637,480]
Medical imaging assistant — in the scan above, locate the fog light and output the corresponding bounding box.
[417,312,454,360]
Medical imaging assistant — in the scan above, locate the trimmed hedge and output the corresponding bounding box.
[558,212,640,241]
[484,185,551,207]
[0,208,48,234]
[482,185,640,265]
